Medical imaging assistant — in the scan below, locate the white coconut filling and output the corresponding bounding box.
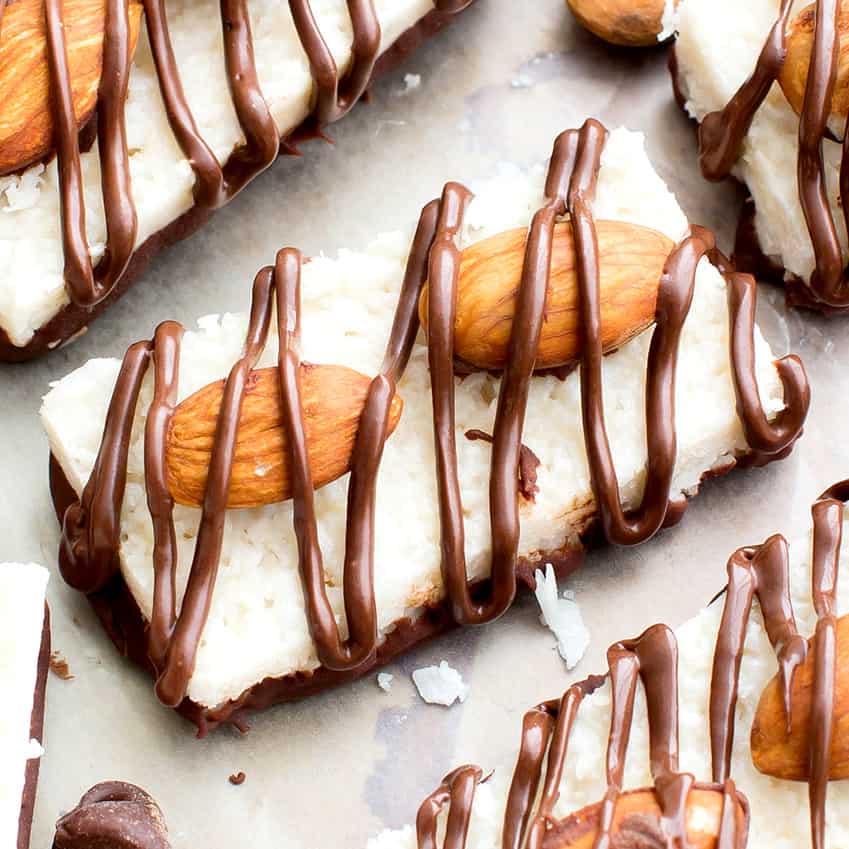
[369,519,849,849]
[672,0,849,285]
[41,128,786,709]
[0,0,439,348]
[0,563,49,849]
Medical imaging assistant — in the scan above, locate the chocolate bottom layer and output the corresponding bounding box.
[18,605,50,849]
[668,45,849,316]
[49,440,777,736]
[0,4,473,363]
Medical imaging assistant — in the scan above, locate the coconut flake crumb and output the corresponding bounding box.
[0,164,44,212]
[534,565,590,670]
[377,672,394,692]
[412,661,469,706]
[399,73,421,94]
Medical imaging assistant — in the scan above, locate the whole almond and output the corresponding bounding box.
[750,613,849,781]
[779,3,849,119]
[418,219,674,372]
[0,0,143,176]
[541,785,747,849]
[166,364,404,510]
[566,0,676,47]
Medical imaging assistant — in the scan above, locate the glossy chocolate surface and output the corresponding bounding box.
[53,782,170,849]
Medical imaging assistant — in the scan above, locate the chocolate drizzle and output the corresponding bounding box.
[696,0,849,308]
[57,120,808,710]
[709,480,849,849]
[0,1,471,308]
[53,782,171,849]
[418,627,748,849]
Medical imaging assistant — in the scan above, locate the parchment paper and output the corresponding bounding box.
[0,1,841,846]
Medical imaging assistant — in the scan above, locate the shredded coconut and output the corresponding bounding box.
[0,164,44,213]
[377,672,394,692]
[400,73,421,94]
[534,565,590,670]
[412,661,469,706]
[26,739,44,760]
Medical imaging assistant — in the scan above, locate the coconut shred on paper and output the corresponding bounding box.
[534,564,590,670]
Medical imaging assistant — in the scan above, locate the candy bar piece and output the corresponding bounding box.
[1,563,50,849]
[53,782,170,849]
[0,0,472,361]
[670,0,849,312]
[376,481,849,849]
[42,121,808,733]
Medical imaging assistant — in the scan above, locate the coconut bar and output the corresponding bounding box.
[42,122,809,733]
[0,0,472,360]
[372,479,849,849]
[670,0,849,313]
[1,563,50,849]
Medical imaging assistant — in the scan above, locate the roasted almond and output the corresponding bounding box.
[779,3,849,120]
[418,219,674,371]
[750,613,849,781]
[166,364,404,510]
[566,0,675,47]
[0,0,143,176]
[541,785,747,849]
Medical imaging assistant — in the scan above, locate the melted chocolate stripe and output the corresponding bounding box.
[277,247,391,670]
[145,321,184,672]
[59,340,153,593]
[501,702,558,849]
[698,0,795,181]
[291,0,381,125]
[58,121,808,708]
[808,495,841,849]
[47,0,137,307]
[219,1,280,194]
[698,0,849,307]
[143,0,227,209]
[417,766,484,849]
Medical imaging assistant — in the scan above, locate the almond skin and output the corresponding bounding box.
[779,3,849,120]
[418,219,674,372]
[541,785,748,849]
[0,0,143,176]
[166,364,404,510]
[566,0,675,47]
[750,613,849,781]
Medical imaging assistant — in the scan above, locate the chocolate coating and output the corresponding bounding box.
[18,606,50,849]
[690,0,849,311]
[53,120,807,725]
[0,3,473,361]
[53,782,170,849]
